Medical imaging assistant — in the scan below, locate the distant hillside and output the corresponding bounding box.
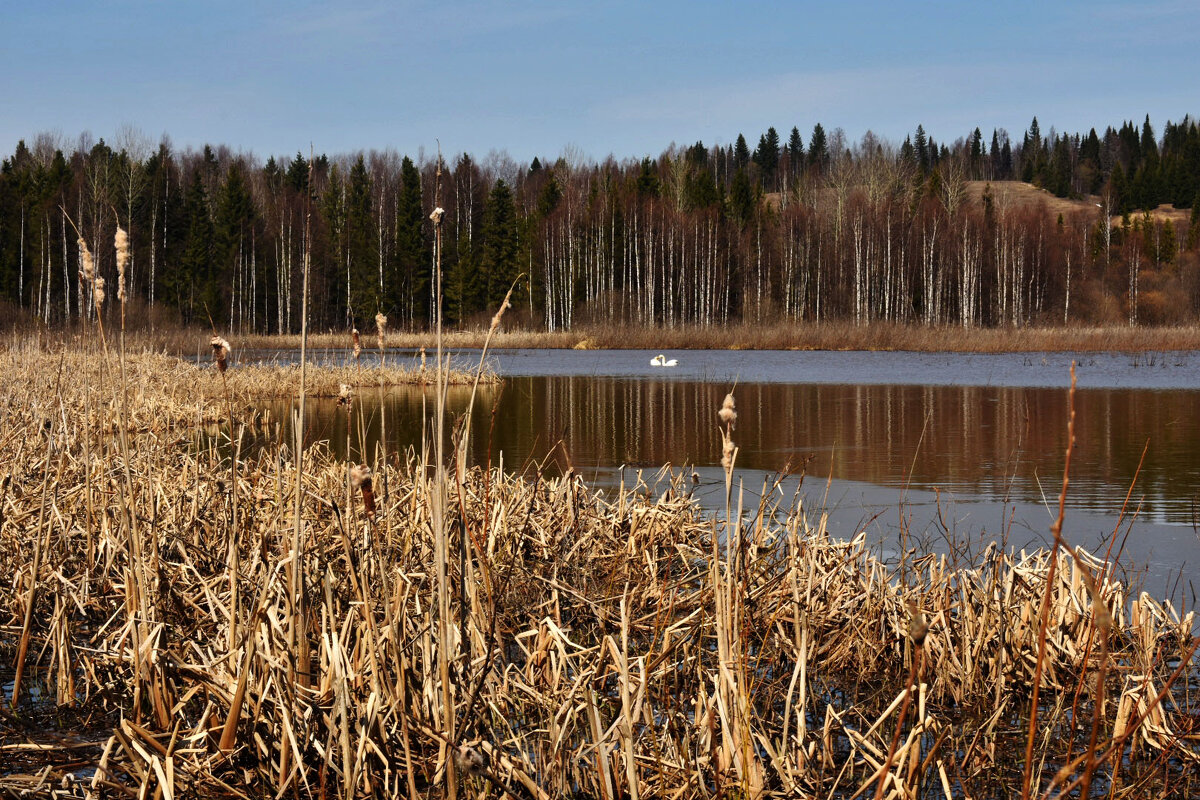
[965,181,1191,228]
[767,180,1192,229]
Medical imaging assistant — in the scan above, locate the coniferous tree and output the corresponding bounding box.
[286,151,309,195]
[733,135,750,170]
[344,155,378,322]
[391,155,428,325]
[213,162,255,327]
[808,123,829,173]
[787,126,804,177]
[753,127,781,187]
[635,157,661,199]
[969,127,984,176]
[174,167,212,322]
[322,164,347,325]
[477,178,520,311]
[914,125,929,173]
[729,168,755,226]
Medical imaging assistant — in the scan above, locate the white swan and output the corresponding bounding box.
[650,354,678,367]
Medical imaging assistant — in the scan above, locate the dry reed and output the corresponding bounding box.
[128,320,1200,356]
[0,342,1195,799]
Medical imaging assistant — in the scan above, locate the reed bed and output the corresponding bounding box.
[104,321,1200,355]
[0,343,1197,799]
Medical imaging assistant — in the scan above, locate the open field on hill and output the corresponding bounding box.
[963,180,1193,229]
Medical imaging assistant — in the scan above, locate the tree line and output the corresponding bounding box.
[1,115,1198,333]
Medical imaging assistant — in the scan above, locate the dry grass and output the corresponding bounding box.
[962,180,1104,219]
[76,320,1200,356]
[0,341,1196,799]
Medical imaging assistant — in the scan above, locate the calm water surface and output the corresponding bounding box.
[247,348,1200,592]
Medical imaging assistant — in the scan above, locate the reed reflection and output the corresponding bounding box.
[263,378,1200,525]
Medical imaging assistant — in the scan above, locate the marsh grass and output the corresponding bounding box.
[103,320,1200,355]
[0,342,1196,798]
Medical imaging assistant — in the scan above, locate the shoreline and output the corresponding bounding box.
[21,321,1200,355]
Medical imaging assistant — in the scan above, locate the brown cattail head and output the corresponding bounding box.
[92,276,106,307]
[350,464,376,519]
[210,335,231,373]
[419,347,426,371]
[454,743,487,776]
[78,237,95,283]
[337,383,352,409]
[114,226,129,303]
[718,393,737,427]
[906,599,928,647]
[351,328,361,360]
[490,283,516,333]
[490,300,511,332]
[720,436,736,470]
[429,206,445,226]
[374,313,387,350]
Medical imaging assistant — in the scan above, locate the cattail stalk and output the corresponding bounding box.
[1020,363,1077,800]
[429,150,458,799]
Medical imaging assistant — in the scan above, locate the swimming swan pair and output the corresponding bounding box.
[650,354,678,367]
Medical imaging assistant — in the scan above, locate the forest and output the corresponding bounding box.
[0,115,1198,334]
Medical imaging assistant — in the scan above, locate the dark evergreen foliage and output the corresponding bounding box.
[1,113,1197,333]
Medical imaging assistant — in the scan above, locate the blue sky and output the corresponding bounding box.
[3,1,1197,164]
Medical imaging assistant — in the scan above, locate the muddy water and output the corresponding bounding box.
[248,348,1200,592]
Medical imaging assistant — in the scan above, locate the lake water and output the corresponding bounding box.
[247,347,1200,594]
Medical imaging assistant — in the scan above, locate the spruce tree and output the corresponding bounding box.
[754,127,780,186]
[635,157,661,198]
[286,152,309,194]
[914,125,929,173]
[729,168,755,226]
[787,126,804,176]
[733,135,750,170]
[478,179,520,311]
[808,123,829,172]
[176,168,212,322]
[213,162,255,324]
[392,156,427,324]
